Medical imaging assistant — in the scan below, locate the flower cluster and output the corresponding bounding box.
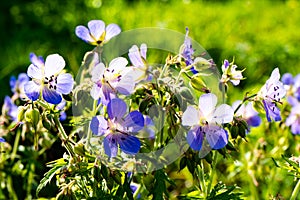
[282,72,300,134]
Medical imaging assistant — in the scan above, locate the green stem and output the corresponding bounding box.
[234,93,257,114]
[158,63,169,80]
[85,100,98,149]
[53,116,75,157]
[10,130,21,162]
[290,178,300,200]
[197,162,207,197]
[207,152,218,195]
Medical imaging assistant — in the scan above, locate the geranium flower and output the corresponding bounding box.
[128,44,151,82]
[90,57,135,104]
[232,100,261,128]
[24,53,74,104]
[10,73,29,100]
[220,59,244,86]
[2,96,18,121]
[285,96,300,135]
[90,98,144,157]
[182,93,234,151]
[0,137,5,143]
[181,27,194,67]
[75,20,121,46]
[257,68,286,122]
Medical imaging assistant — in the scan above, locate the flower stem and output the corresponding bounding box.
[290,178,300,200]
[207,152,218,195]
[10,129,21,162]
[53,115,75,157]
[234,93,257,114]
[197,161,207,197]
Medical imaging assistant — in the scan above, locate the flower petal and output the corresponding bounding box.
[122,111,144,132]
[27,64,43,79]
[24,81,40,101]
[211,104,234,124]
[75,25,95,43]
[108,57,128,73]
[90,116,108,136]
[205,125,228,149]
[44,54,66,77]
[0,137,5,143]
[30,53,44,68]
[116,72,135,95]
[182,106,200,126]
[91,63,105,82]
[262,100,281,122]
[107,98,127,120]
[88,20,105,41]
[118,134,140,155]
[105,23,121,41]
[247,115,261,127]
[56,73,74,94]
[103,134,118,158]
[91,84,102,100]
[140,43,147,60]
[129,45,144,67]
[187,125,204,151]
[42,86,62,104]
[199,93,217,119]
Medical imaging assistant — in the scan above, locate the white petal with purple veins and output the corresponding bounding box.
[198,93,217,119]
[182,106,200,126]
[108,57,128,73]
[211,104,234,124]
[44,54,65,77]
[24,81,40,101]
[105,24,121,41]
[27,64,43,80]
[56,73,74,94]
[88,20,105,41]
[75,25,95,43]
[91,63,105,82]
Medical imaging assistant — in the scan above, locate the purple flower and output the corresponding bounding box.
[257,68,286,122]
[292,74,300,101]
[130,183,141,199]
[2,96,18,121]
[10,73,29,100]
[182,93,234,151]
[232,101,261,128]
[128,44,151,82]
[181,27,194,66]
[281,73,294,85]
[24,53,74,104]
[90,57,135,105]
[75,20,121,46]
[220,59,244,86]
[286,96,300,135]
[0,137,5,143]
[90,98,144,157]
[56,100,67,121]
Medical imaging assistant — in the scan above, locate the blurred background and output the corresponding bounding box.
[1,0,300,198]
[1,0,300,102]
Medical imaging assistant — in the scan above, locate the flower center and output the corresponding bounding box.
[44,75,58,90]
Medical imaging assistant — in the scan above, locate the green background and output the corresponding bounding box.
[1,0,300,198]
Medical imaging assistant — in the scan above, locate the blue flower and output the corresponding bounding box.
[281,73,294,85]
[24,53,74,104]
[257,68,286,122]
[232,101,261,128]
[56,100,67,121]
[90,98,144,157]
[10,73,29,100]
[75,20,121,46]
[90,57,136,105]
[130,183,141,199]
[0,137,5,143]
[182,93,234,151]
[181,27,194,66]
[286,96,300,135]
[2,96,18,121]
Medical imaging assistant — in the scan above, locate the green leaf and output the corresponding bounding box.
[36,164,64,197]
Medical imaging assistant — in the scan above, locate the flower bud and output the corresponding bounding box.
[74,143,86,157]
[17,106,26,122]
[190,74,207,92]
[25,108,40,127]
